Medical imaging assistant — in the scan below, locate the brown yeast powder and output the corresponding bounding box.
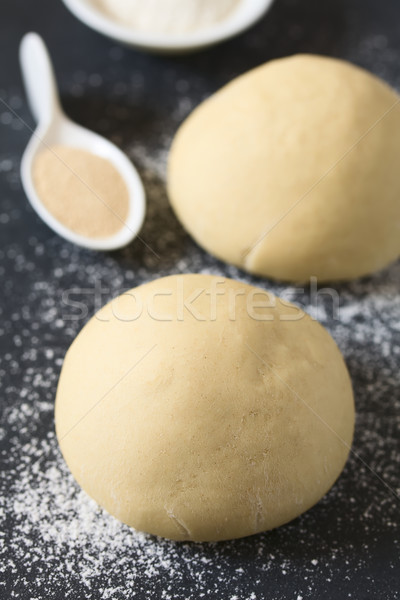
[33,145,129,238]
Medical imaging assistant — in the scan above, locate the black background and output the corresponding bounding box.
[1,1,400,599]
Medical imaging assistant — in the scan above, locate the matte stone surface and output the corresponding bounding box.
[0,1,399,598]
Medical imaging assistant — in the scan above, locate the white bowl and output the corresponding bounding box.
[61,0,275,53]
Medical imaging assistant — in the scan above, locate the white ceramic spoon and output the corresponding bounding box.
[19,32,146,251]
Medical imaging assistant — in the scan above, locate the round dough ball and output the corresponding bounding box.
[55,274,354,542]
[167,55,400,282]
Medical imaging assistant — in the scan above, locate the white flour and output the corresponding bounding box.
[97,0,241,34]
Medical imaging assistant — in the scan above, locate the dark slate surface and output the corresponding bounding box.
[0,0,399,599]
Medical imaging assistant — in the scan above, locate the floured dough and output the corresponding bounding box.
[56,274,354,541]
[168,55,400,282]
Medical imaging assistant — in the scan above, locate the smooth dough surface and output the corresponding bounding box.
[167,55,400,282]
[55,274,354,542]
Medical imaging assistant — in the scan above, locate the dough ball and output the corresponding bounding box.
[167,55,400,282]
[55,274,354,542]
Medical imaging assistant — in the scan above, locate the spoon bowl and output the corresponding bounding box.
[20,33,146,251]
[61,0,275,54]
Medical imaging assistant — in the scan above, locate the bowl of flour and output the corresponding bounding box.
[61,0,275,53]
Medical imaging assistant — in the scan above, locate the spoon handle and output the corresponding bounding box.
[19,33,61,127]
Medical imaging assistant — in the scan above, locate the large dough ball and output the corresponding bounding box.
[55,274,354,542]
[168,55,400,282]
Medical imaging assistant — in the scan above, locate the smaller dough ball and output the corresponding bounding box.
[56,275,354,542]
[168,55,400,282]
